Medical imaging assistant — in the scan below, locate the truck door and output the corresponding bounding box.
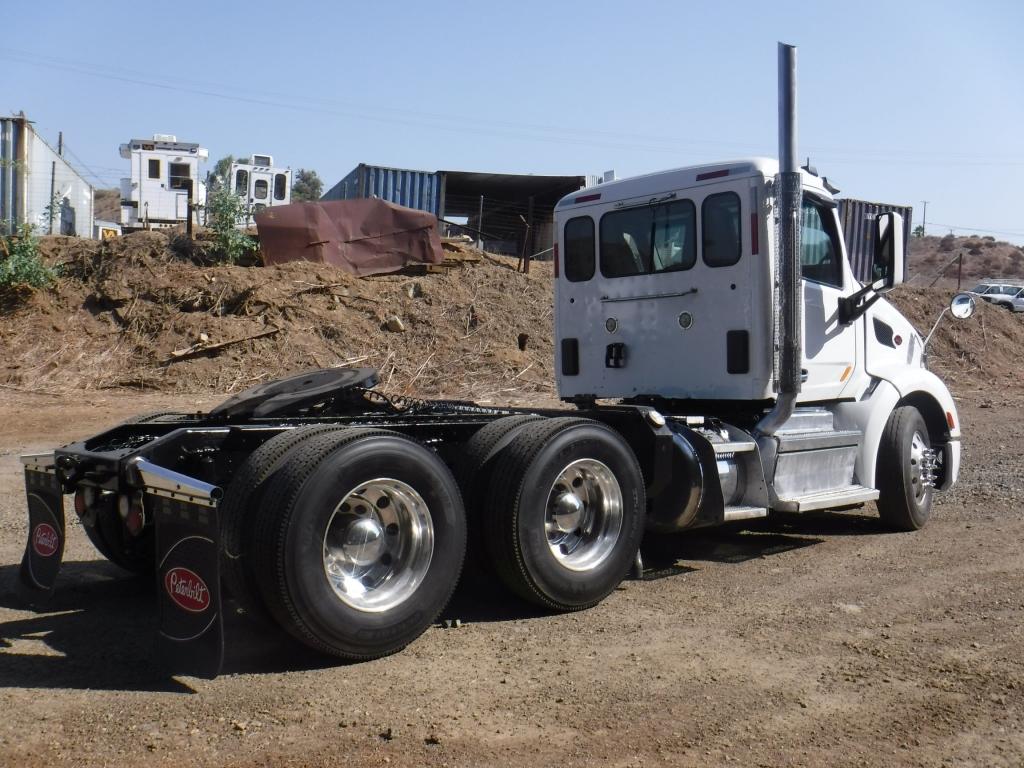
[799,195,859,401]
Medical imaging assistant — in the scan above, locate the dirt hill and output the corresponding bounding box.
[0,232,1021,400]
[1,232,554,401]
[93,189,121,222]
[908,234,1024,289]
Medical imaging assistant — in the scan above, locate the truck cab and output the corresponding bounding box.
[554,158,960,517]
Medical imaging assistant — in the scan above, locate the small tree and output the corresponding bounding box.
[291,168,323,202]
[205,190,258,263]
[0,224,56,289]
[912,224,925,238]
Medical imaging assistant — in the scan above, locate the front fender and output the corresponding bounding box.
[871,364,960,439]
[868,364,961,490]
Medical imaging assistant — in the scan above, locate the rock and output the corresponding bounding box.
[405,283,423,299]
[380,727,395,741]
[385,315,406,333]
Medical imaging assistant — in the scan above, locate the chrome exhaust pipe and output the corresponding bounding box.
[756,42,803,437]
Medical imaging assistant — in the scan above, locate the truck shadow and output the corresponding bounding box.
[0,560,194,693]
[0,511,883,688]
[638,509,884,577]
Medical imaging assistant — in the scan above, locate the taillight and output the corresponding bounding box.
[553,242,559,278]
[118,492,146,537]
[751,213,759,255]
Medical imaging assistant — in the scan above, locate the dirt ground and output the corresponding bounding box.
[0,382,1021,768]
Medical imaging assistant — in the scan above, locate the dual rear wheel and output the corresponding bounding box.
[221,416,645,660]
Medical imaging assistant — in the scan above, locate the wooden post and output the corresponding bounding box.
[957,251,963,291]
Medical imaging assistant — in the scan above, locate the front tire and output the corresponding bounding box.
[252,429,466,659]
[876,406,935,531]
[483,418,646,611]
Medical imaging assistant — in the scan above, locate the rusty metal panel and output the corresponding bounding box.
[255,198,443,276]
[837,198,913,283]
[323,164,442,217]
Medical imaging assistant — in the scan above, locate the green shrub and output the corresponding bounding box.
[204,190,259,263]
[0,224,56,289]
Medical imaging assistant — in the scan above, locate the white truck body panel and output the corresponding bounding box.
[119,136,208,229]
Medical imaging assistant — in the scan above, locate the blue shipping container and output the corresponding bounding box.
[322,164,443,218]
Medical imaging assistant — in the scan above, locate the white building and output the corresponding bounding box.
[228,154,291,226]
[0,113,94,237]
[119,134,208,230]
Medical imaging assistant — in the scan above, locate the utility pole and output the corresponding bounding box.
[921,200,928,235]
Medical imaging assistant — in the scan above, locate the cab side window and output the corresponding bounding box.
[564,216,595,282]
[800,198,843,287]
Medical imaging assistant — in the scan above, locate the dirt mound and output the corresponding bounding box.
[908,234,1024,289]
[888,285,1024,393]
[1,232,555,400]
[2,233,1021,401]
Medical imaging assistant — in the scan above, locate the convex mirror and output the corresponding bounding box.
[950,292,976,319]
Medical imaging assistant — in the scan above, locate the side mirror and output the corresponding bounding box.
[950,292,976,319]
[871,211,905,291]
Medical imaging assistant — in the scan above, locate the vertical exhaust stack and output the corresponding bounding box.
[756,42,803,437]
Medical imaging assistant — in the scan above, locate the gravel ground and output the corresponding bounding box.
[0,388,1021,768]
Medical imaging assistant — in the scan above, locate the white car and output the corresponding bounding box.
[967,282,1024,312]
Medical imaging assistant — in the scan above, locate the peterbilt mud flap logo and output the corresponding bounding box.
[164,567,211,613]
[32,523,60,557]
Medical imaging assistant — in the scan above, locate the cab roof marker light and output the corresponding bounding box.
[575,193,601,204]
[696,169,730,181]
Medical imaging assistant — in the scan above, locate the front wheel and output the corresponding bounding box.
[252,429,466,659]
[483,418,646,611]
[876,406,936,531]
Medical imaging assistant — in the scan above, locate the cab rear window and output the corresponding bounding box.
[702,192,742,267]
[599,199,696,278]
[564,217,595,282]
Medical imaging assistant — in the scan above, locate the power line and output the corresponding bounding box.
[928,222,1024,238]
[3,46,1022,166]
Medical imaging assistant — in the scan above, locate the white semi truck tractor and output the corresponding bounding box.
[17,44,973,677]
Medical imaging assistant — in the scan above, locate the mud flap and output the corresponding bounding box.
[152,494,225,679]
[18,467,65,602]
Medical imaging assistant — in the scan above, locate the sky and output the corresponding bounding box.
[3,0,1022,242]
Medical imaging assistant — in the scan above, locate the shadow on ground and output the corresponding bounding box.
[0,510,883,689]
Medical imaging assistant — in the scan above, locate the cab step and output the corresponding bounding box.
[712,440,757,455]
[774,485,879,513]
[723,504,768,522]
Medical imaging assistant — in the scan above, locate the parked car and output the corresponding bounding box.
[966,282,1024,312]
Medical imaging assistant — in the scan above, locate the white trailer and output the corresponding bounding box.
[15,45,975,678]
[119,134,208,231]
[228,154,291,227]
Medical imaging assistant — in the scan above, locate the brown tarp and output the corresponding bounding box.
[255,198,443,276]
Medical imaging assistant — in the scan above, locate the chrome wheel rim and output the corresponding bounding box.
[322,478,433,613]
[544,459,623,572]
[908,430,932,504]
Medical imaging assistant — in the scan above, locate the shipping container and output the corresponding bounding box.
[1,114,94,237]
[837,198,913,283]
[322,164,443,217]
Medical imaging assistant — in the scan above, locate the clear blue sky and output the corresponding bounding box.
[4,0,1022,242]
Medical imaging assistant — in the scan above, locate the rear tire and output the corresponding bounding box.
[252,429,466,659]
[220,424,349,617]
[876,406,934,531]
[483,418,646,611]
